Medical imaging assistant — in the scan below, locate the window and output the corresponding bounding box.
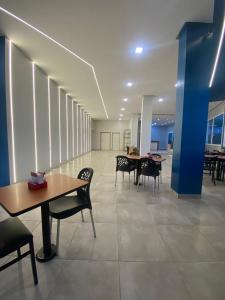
[212,114,224,144]
[207,119,213,144]
[206,114,224,145]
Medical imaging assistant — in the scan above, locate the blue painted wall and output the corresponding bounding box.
[0,36,10,186]
[151,124,174,150]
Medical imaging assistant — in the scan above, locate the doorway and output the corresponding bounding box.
[100,132,111,150]
[112,132,120,151]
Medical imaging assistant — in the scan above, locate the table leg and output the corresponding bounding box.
[134,161,140,185]
[36,203,56,262]
[216,160,221,181]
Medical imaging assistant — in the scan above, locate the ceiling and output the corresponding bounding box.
[0,0,214,120]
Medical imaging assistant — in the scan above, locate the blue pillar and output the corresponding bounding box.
[0,36,10,187]
[171,23,213,196]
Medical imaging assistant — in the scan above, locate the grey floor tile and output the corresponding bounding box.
[178,262,225,300]
[120,261,191,300]
[118,223,173,262]
[117,203,154,225]
[48,260,120,300]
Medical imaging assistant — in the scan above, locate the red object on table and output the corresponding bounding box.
[28,181,47,190]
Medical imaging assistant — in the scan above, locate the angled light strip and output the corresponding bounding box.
[66,94,69,160]
[0,5,109,119]
[47,77,52,168]
[77,104,79,156]
[58,87,62,163]
[8,40,16,182]
[209,13,225,87]
[32,63,38,172]
[72,100,74,158]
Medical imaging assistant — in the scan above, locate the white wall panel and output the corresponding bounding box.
[73,101,78,158]
[67,96,73,160]
[35,66,49,171]
[12,45,35,181]
[60,89,67,162]
[50,80,59,167]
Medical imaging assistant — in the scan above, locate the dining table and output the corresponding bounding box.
[204,154,225,180]
[0,173,88,262]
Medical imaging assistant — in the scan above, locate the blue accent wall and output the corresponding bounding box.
[151,124,174,150]
[0,36,10,186]
[171,23,213,195]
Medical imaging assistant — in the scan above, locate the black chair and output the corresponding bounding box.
[203,156,217,185]
[115,155,137,188]
[49,168,96,254]
[0,217,38,285]
[137,158,160,193]
[152,153,163,183]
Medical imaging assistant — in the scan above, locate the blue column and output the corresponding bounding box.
[171,23,213,196]
[0,36,10,187]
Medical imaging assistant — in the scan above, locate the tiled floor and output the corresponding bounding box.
[1,151,225,300]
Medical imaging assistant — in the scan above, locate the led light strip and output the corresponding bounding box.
[8,41,16,182]
[47,77,52,168]
[80,108,83,154]
[0,5,109,119]
[77,104,79,156]
[209,13,225,87]
[32,63,38,172]
[66,94,69,160]
[58,87,62,163]
[72,100,74,158]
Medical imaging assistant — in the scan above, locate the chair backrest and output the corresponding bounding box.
[152,153,162,158]
[77,168,94,203]
[116,155,131,172]
[140,158,159,177]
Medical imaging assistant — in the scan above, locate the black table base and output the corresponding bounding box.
[36,203,56,262]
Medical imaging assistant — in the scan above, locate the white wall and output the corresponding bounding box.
[92,120,130,150]
[206,101,225,152]
[6,40,91,182]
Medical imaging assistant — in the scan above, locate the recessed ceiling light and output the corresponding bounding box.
[158,98,164,102]
[157,118,160,121]
[121,107,125,111]
[120,113,124,117]
[123,98,128,102]
[127,82,133,87]
[135,47,143,54]
[119,118,122,121]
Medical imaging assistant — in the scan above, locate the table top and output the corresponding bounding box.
[125,155,166,162]
[0,174,88,217]
[205,154,225,160]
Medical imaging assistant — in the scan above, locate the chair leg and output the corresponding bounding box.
[89,210,96,238]
[29,240,38,285]
[81,210,85,222]
[129,172,130,189]
[56,219,61,254]
[158,176,160,191]
[153,178,155,194]
[50,216,53,234]
[115,171,117,187]
[160,171,162,183]
[17,248,21,257]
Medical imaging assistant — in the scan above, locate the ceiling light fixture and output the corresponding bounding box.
[209,12,225,88]
[158,98,164,102]
[119,118,122,121]
[127,82,133,87]
[120,114,124,117]
[121,107,125,111]
[0,5,108,119]
[135,47,143,54]
[123,98,128,102]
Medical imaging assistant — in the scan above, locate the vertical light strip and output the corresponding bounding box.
[80,108,83,155]
[47,77,52,168]
[32,63,38,172]
[72,100,74,158]
[90,116,92,152]
[58,87,62,163]
[66,94,69,160]
[77,104,79,156]
[86,113,88,152]
[8,40,16,182]
[209,13,225,87]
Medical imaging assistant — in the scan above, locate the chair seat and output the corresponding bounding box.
[0,218,32,258]
[49,195,90,219]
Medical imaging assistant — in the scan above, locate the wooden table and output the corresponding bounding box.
[125,155,166,185]
[0,174,88,262]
